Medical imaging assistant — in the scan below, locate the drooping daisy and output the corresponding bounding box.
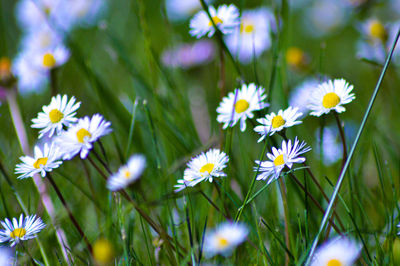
[225,8,276,63]
[217,83,268,132]
[107,155,146,191]
[203,222,248,257]
[189,4,240,38]
[15,143,62,179]
[57,114,112,160]
[178,149,229,189]
[255,137,311,185]
[311,237,361,266]
[254,106,303,142]
[0,214,46,247]
[307,79,355,117]
[31,94,81,138]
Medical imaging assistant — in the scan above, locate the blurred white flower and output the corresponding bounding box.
[15,143,62,179]
[225,8,275,63]
[0,247,13,265]
[315,126,342,166]
[21,24,64,52]
[31,44,70,71]
[107,155,146,191]
[359,18,388,43]
[203,222,248,257]
[166,0,213,21]
[189,4,240,38]
[289,78,320,116]
[217,83,268,132]
[15,0,60,31]
[161,40,215,68]
[311,237,361,266]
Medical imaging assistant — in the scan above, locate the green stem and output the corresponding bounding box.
[279,178,291,266]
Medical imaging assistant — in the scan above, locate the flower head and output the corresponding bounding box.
[255,137,311,185]
[32,94,81,138]
[0,214,46,247]
[217,83,268,132]
[289,78,320,116]
[311,237,361,266]
[189,4,240,38]
[176,149,229,191]
[57,114,112,160]
[360,18,388,43]
[203,222,248,257]
[33,45,70,71]
[107,155,146,191]
[15,143,62,179]
[307,79,355,117]
[254,106,303,142]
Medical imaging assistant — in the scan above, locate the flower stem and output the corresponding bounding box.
[333,111,348,170]
[278,178,291,266]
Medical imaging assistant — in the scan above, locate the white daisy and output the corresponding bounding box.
[360,18,388,43]
[307,79,355,117]
[57,114,112,160]
[254,106,303,142]
[289,78,320,115]
[225,8,276,63]
[0,214,46,247]
[31,94,81,138]
[166,0,213,22]
[15,0,60,31]
[189,4,240,38]
[311,237,361,266]
[255,137,311,185]
[178,149,229,190]
[15,143,62,179]
[32,45,70,71]
[203,222,248,257]
[217,83,269,132]
[107,155,146,191]
[21,24,64,53]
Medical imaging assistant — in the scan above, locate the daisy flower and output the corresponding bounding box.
[15,0,61,31]
[57,114,112,160]
[217,83,268,132]
[203,222,248,257]
[32,45,70,71]
[21,24,64,53]
[31,94,81,138]
[360,18,388,43]
[254,106,303,142]
[178,149,229,189]
[0,214,46,247]
[307,79,355,117]
[255,137,311,185]
[107,155,146,191]
[189,4,240,38]
[15,143,62,179]
[311,237,361,266]
[289,78,320,115]
[166,0,213,21]
[225,8,276,63]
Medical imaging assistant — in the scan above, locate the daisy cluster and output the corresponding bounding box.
[12,0,105,94]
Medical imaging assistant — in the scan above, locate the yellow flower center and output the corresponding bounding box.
[271,115,286,129]
[42,53,56,68]
[208,16,223,26]
[44,7,51,16]
[49,109,64,123]
[241,23,255,33]
[369,20,387,41]
[93,238,115,264]
[322,92,340,109]
[216,236,229,248]
[235,99,250,113]
[33,157,48,169]
[76,128,92,143]
[10,228,26,239]
[123,169,131,179]
[286,47,304,67]
[199,163,214,174]
[327,259,342,266]
[273,154,285,166]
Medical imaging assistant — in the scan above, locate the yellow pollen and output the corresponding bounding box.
[208,16,223,26]
[327,259,343,266]
[49,109,64,123]
[123,170,131,179]
[216,236,229,248]
[42,53,56,68]
[273,154,285,166]
[33,157,48,169]
[235,99,250,113]
[10,228,26,239]
[241,23,255,33]
[199,163,214,174]
[286,47,304,67]
[322,92,340,109]
[76,128,92,143]
[369,20,387,41]
[271,115,286,129]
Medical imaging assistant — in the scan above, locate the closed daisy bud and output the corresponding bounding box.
[307,79,355,117]
[189,4,240,38]
[0,214,46,247]
[107,155,146,191]
[311,237,361,266]
[217,83,269,132]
